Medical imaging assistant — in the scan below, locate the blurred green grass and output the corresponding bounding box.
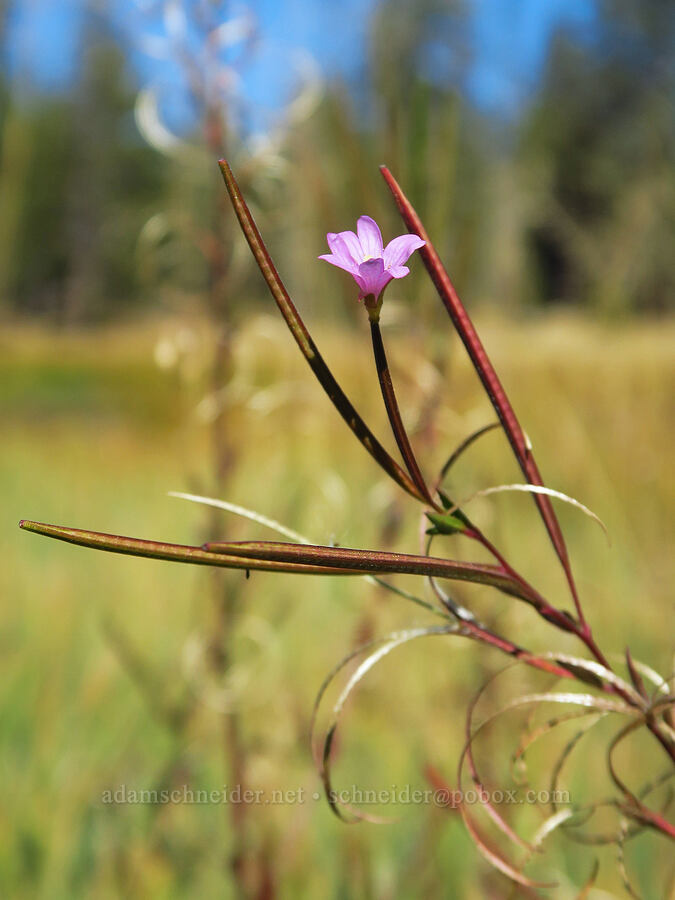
[2,313,673,897]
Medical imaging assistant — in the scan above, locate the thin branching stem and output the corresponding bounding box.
[464,523,615,672]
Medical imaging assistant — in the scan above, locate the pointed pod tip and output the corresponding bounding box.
[19,519,51,535]
[202,541,242,556]
[201,541,240,555]
[18,519,47,535]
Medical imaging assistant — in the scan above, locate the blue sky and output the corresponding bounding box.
[5,0,597,128]
[468,0,596,114]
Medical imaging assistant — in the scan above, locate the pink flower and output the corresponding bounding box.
[319,216,425,305]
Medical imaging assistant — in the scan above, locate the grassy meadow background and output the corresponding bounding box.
[3,314,674,897]
[2,0,674,896]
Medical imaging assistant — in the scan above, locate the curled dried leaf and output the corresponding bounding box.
[311,625,457,823]
[438,421,500,482]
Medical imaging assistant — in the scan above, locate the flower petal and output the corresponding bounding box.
[320,218,423,302]
[319,231,362,275]
[357,258,392,299]
[388,265,410,279]
[326,231,363,266]
[358,257,384,280]
[352,272,369,295]
[318,252,355,275]
[357,216,384,259]
[383,234,425,269]
[325,231,342,252]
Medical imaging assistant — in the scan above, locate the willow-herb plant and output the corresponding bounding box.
[20,160,674,892]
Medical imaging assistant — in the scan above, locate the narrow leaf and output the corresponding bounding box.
[439,421,500,480]
[510,709,603,786]
[168,491,311,543]
[607,719,675,838]
[624,647,648,699]
[444,484,609,544]
[530,808,576,849]
[546,654,643,705]
[312,625,457,823]
[616,826,642,900]
[425,511,466,536]
[460,812,556,890]
[576,859,600,900]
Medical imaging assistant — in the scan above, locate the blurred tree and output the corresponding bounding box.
[0,5,167,322]
[62,9,168,321]
[0,96,74,316]
[2,0,672,319]
[518,0,674,313]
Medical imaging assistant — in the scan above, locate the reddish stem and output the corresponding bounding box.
[465,525,613,666]
[380,164,585,626]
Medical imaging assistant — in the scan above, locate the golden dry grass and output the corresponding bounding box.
[2,311,673,897]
